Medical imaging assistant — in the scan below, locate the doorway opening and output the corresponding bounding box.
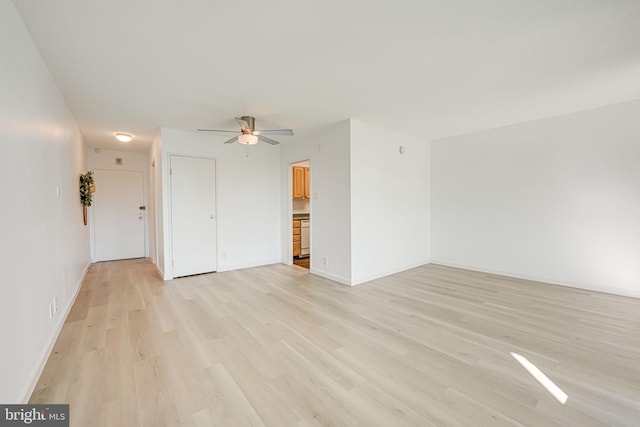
[291,160,310,269]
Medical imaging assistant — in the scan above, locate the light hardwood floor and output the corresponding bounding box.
[30,260,640,426]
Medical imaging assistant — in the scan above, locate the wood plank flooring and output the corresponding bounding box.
[292,257,310,269]
[30,259,640,426]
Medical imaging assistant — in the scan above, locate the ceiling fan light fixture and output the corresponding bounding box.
[115,132,133,143]
[197,116,292,146]
[238,134,258,145]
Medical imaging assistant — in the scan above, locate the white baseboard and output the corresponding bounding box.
[351,260,431,286]
[216,259,282,273]
[429,259,640,299]
[309,268,352,286]
[164,259,282,280]
[20,261,91,403]
[155,264,165,280]
[308,261,432,287]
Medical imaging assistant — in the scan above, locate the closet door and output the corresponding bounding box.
[170,155,217,277]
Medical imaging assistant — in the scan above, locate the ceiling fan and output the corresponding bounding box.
[198,116,294,145]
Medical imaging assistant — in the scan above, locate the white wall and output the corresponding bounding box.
[431,100,640,298]
[280,121,352,284]
[156,127,281,278]
[151,130,164,275]
[350,120,430,285]
[147,147,157,264]
[87,148,151,261]
[0,1,89,402]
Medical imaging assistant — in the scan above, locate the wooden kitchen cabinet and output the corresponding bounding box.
[292,166,310,199]
[293,220,301,256]
[304,167,310,199]
[293,167,305,199]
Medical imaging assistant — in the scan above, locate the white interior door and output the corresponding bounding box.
[92,169,146,261]
[170,155,217,277]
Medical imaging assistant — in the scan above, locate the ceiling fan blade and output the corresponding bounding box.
[258,135,280,145]
[253,129,294,136]
[223,136,239,144]
[234,117,252,132]
[197,129,238,133]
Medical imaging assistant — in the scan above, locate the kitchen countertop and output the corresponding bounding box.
[293,214,310,220]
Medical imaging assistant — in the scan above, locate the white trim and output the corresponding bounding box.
[287,163,293,263]
[288,159,312,266]
[155,264,165,280]
[310,268,352,286]
[429,259,640,299]
[217,259,282,273]
[20,262,91,403]
[351,260,431,286]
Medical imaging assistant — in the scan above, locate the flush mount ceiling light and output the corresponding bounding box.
[237,133,258,145]
[115,133,133,143]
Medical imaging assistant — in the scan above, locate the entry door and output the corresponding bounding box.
[92,170,146,261]
[170,155,217,277]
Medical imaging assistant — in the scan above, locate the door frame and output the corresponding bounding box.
[89,168,148,262]
[167,153,218,279]
[288,159,312,266]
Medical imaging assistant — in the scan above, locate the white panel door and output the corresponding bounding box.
[92,170,146,261]
[170,155,217,277]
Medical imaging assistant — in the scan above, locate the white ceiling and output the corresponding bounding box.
[12,0,640,152]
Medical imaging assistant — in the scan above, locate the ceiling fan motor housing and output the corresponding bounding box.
[240,116,255,132]
[197,115,293,145]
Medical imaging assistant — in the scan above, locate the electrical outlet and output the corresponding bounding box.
[53,297,57,314]
[323,256,328,266]
[49,304,53,319]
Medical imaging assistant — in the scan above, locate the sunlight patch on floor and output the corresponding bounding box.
[511,352,568,404]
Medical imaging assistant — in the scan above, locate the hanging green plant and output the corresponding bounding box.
[80,170,95,206]
[80,171,95,225]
